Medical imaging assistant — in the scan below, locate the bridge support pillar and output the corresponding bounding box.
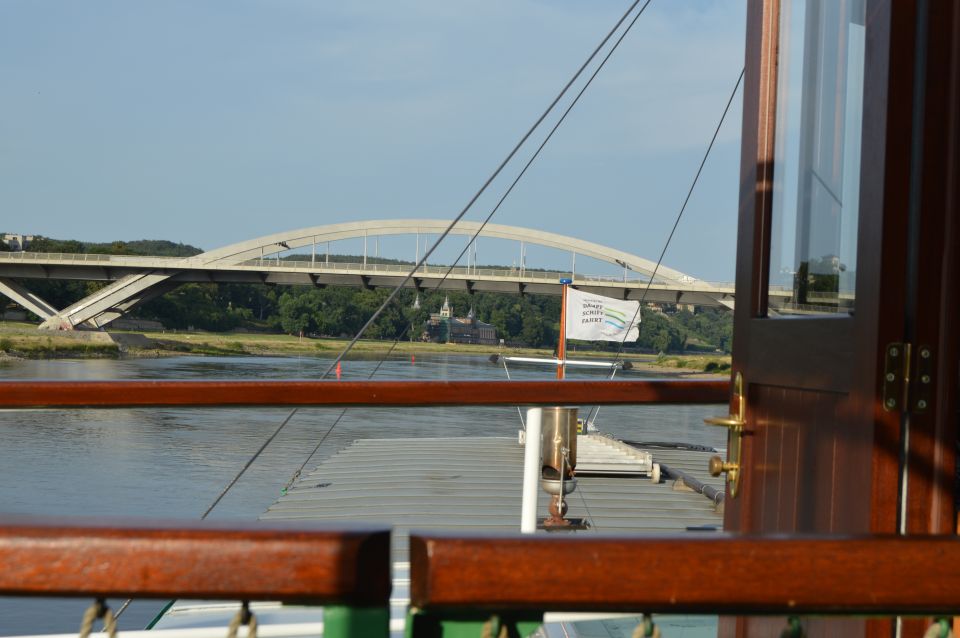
[0,278,60,323]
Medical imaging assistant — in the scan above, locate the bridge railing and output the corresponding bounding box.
[0,251,743,290]
[0,251,158,264]
[241,258,718,288]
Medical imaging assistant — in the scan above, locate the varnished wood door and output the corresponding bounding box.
[720,1,960,637]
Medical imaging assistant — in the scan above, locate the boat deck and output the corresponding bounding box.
[156,435,723,638]
[261,436,723,554]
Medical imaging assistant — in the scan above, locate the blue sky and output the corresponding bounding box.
[1,1,745,281]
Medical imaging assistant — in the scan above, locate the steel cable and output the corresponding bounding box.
[320,0,650,380]
[115,2,655,621]
[283,0,657,485]
[607,67,745,371]
[262,0,658,495]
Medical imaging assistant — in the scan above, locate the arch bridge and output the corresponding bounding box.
[0,220,735,330]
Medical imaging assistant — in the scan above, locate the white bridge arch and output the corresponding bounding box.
[0,219,730,330]
[199,219,699,286]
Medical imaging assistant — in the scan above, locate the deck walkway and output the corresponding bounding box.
[156,435,723,638]
[261,436,723,552]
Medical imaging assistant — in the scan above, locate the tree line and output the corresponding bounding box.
[137,284,730,352]
[6,236,732,352]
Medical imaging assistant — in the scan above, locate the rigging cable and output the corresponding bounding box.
[320,0,650,380]
[229,13,739,566]
[283,0,657,473]
[199,407,301,520]
[581,66,743,426]
[437,0,655,307]
[281,334,410,493]
[177,0,652,523]
[114,2,655,621]
[608,67,745,370]
[284,0,652,476]
[115,408,303,620]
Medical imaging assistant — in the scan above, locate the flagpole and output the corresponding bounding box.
[557,278,572,380]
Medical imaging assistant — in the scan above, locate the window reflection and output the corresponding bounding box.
[769,0,866,315]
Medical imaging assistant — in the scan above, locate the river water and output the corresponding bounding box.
[0,354,724,635]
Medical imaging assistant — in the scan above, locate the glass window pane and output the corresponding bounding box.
[768,0,866,315]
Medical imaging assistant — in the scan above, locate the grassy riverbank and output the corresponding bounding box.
[0,322,120,358]
[0,321,731,374]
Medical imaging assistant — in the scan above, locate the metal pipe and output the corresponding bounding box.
[557,444,566,519]
[520,407,542,533]
[659,463,723,505]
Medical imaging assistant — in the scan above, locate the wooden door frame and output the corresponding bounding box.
[726,1,959,636]
[727,0,932,536]
[901,0,960,537]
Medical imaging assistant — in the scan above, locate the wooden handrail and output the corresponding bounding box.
[0,516,391,604]
[0,379,728,409]
[410,532,960,615]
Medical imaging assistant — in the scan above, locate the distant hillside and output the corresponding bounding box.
[24,236,203,257]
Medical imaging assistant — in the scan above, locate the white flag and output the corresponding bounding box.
[565,287,641,342]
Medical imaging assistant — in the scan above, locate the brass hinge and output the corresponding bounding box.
[883,342,934,413]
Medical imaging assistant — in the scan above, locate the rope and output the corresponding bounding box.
[630,614,661,638]
[480,615,509,638]
[321,0,651,380]
[609,67,745,371]
[923,619,954,638]
[225,602,258,638]
[78,599,117,638]
[780,616,804,638]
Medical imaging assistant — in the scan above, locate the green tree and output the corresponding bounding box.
[140,284,241,331]
[27,237,85,253]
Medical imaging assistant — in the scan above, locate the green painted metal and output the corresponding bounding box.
[511,618,543,637]
[405,610,543,637]
[323,604,389,638]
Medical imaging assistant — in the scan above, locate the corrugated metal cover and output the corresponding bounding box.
[262,436,723,553]
[156,436,722,637]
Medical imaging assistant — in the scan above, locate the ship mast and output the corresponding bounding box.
[556,277,572,379]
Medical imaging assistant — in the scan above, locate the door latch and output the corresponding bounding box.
[704,371,747,498]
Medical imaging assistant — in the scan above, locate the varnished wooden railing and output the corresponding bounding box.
[0,516,390,604]
[409,531,960,616]
[2,380,958,636]
[0,379,729,408]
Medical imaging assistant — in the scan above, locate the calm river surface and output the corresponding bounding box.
[0,354,724,635]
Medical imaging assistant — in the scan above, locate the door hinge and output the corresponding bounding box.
[883,342,934,413]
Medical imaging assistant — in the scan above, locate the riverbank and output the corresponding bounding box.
[0,322,731,374]
[0,322,121,358]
